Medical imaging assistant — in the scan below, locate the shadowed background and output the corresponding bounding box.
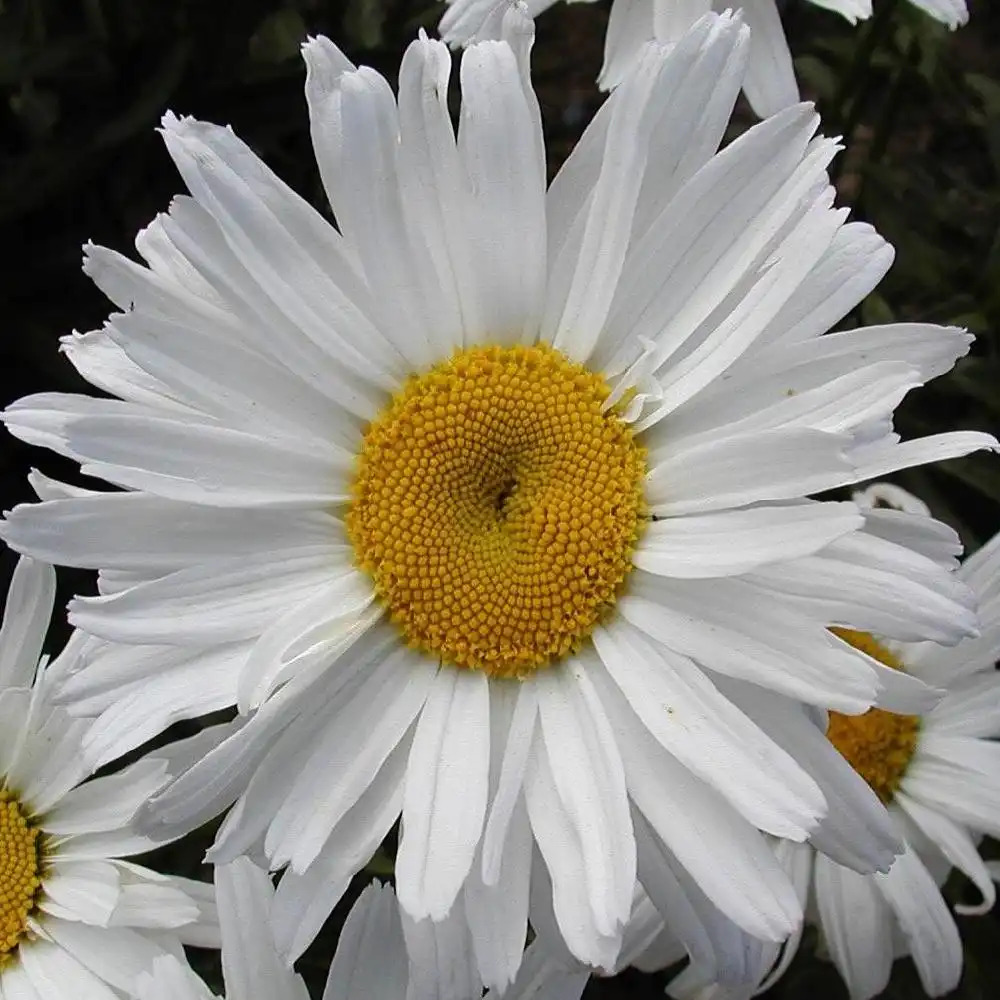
[0,0,998,995]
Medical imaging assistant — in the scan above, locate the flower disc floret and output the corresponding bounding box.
[826,628,920,803]
[348,344,647,678]
[0,789,42,962]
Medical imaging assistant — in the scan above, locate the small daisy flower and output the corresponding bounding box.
[0,554,218,999]
[657,495,1000,1000]
[138,857,586,1000]
[439,0,970,116]
[1,9,994,993]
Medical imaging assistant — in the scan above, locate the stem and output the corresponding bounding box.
[830,0,900,181]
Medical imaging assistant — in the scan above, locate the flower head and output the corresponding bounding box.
[654,488,1000,1000]
[0,555,217,998]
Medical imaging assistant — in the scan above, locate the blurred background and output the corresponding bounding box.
[0,0,998,996]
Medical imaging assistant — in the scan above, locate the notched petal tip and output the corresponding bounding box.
[301,33,356,87]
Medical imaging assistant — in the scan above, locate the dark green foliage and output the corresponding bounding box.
[0,0,998,996]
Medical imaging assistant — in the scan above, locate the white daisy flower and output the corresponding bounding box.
[0,554,219,999]
[138,857,588,1000]
[439,0,970,116]
[653,501,1000,1000]
[1,8,993,993]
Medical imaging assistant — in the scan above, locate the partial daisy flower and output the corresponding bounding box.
[0,554,218,998]
[656,493,1000,1000]
[439,0,970,116]
[2,7,993,993]
[138,857,587,1000]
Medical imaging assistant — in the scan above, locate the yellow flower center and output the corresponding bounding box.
[825,628,920,803]
[347,344,647,678]
[0,789,42,963]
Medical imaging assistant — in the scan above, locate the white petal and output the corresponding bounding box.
[498,933,590,1000]
[396,33,477,353]
[814,854,893,1000]
[270,734,409,963]
[634,199,848,428]
[634,501,861,579]
[457,36,547,343]
[599,105,825,379]
[396,668,490,921]
[19,935,134,1000]
[68,549,339,646]
[849,431,999,483]
[159,114,404,388]
[809,0,872,22]
[59,328,188,413]
[0,555,54,690]
[76,644,244,769]
[4,394,348,508]
[45,757,169,836]
[761,223,894,347]
[621,574,880,712]
[524,741,623,969]
[323,882,408,1000]
[534,662,635,936]
[632,809,760,986]
[215,858,309,1000]
[0,687,34,779]
[306,62,437,371]
[8,704,90,813]
[105,308,361,447]
[139,673,318,843]
[544,40,679,362]
[481,682,537,885]
[906,0,968,29]
[856,504,961,569]
[464,801,532,993]
[745,530,979,645]
[873,842,963,997]
[39,861,121,926]
[721,678,900,873]
[631,9,748,241]
[902,748,1000,840]
[895,793,995,916]
[739,0,799,116]
[645,428,852,515]
[237,570,378,713]
[400,894,482,1000]
[267,642,435,873]
[140,196,389,422]
[592,622,824,839]
[613,693,802,940]
[137,956,213,1000]
[925,673,1000,738]
[2,491,339,573]
[598,0,655,90]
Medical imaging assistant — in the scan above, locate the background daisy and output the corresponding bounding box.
[659,489,1000,1000]
[0,553,218,999]
[439,0,970,115]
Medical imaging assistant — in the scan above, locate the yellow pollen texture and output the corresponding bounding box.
[826,628,920,804]
[347,344,647,678]
[0,789,41,961]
